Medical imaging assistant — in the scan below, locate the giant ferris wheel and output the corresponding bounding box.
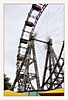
[12,3,64,92]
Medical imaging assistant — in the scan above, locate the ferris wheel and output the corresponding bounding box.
[12,3,64,92]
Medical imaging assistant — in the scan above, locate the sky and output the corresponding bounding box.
[4,4,32,84]
[4,3,64,89]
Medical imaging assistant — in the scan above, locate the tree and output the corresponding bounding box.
[4,73,12,90]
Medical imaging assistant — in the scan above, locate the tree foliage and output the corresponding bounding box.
[4,73,12,90]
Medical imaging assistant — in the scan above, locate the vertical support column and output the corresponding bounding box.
[49,53,52,89]
[22,43,31,91]
[42,39,53,90]
[49,44,57,89]
[42,43,49,90]
[31,39,40,90]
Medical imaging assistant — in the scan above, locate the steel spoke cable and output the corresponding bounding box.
[34,31,47,42]
[38,5,62,32]
[53,41,63,44]
[53,40,64,43]
[38,4,61,28]
[33,4,63,42]
[45,5,63,26]
[42,15,64,34]
[36,14,64,39]
[45,8,64,28]
[34,26,50,41]
[52,30,64,41]
[45,26,64,40]
[34,43,44,62]
[49,29,64,42]
[36,8,63,38]
[35,46,44,61]
[34,42,47,72]
[35,27,46,38]
[33,14,63,41]
[43,10,62,26]
[35,42,46,63]
[46,14,64,27]
[51,17,64,39]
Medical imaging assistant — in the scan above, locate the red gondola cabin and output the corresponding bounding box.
[32,4,41,11]
[25,21,34,27]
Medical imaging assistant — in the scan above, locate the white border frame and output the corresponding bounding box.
[0,0,68,100]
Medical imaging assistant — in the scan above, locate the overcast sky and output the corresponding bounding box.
[4,4,32,84]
